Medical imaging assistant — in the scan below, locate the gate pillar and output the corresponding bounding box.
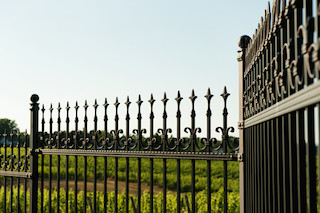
[30,94,39,213]
[238,35,251,213]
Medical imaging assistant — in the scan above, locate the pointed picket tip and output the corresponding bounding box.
[66,102,70,110]
[175,90,183,103]
[221,86,230,100]
[114,97,120,107]
[41,104,45,112]
[49,103,53,112]
[205,88,213,101]
[125,96,131,106]
[84,100,89,109]
[161,92,169,104]
[93,99,99,109]
[103,98,109,108]
[75,101,79,110]
[136,95,143,105]
[189,89,197,102]
[149,93,155,105]
[57,103,62,111]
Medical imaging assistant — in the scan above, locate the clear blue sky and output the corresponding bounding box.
[0,0,268,137]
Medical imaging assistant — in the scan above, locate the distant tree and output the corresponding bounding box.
[0,118,19,134]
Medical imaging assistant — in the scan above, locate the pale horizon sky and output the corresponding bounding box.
[0,1,269,138]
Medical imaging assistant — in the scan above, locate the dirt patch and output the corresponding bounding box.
[39,178,175,195]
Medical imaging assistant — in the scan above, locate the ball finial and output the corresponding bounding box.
[238,35,251,49]
[30,94,39,103]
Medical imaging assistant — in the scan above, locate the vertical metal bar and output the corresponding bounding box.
[103,98,109,213]
[263,121,268,213]
[260,123,265,213]
[296,109,306,213]
[189,90,197,213]
[266,120,272,213]
[148,94,155,213]
[293,3,304,210]
[24,132,28,213]
[271,119,277,213]
[124,97,131,213]
[10,133,13,213]
[17,133,21,213]
[251,126,254,213]
[57,103,61,213]
[282,114,290,212]
[49,104,53,213]
[289,112,298,213]
[93,100,99,213]
[220,87,230,213]
[29,94,39,213]
[114,98,120,213]
[136,95,143,213]
[277,116,283,213]
[306,105,317,212]
[83,101,89,212]
[65,102,70,213]
[256,125,259,213]
[74,102,79,213]
[161,93,169,213]
[205,89,213,213]
[318,103,320,211]
[253,125,256,213]
[41,105,45,213]
[175,91,183,213]
[4,133,8,213]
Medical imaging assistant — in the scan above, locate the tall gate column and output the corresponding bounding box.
[238,35,251,213]
[30,94,39,213]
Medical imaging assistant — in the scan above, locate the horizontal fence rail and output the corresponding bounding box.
[239,0,320,212]
[0,87,240,213]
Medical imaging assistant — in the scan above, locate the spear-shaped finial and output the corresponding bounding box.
[221,86,230,100]
[41,104,45,113]
[75,101,79,110]
[57,103,61,112]
[189,89,197,102]
[161,92,169,104]
[84,100,88,109]
[136,95,143,106]
[125,96,131,107]
[103,98,109,108]
[93,99,99,109]
[175,91,183,104]
[66,102,70,110]
[114,97,120,107]
[205,88,213,102]
[49,103,53,112]
[149,93,155,105]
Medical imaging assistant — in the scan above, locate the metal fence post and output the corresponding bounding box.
[30,94,39,213]
[238,35,250,213]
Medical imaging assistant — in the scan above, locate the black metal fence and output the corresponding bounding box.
[238,0,320,212]
[0,88,240,213]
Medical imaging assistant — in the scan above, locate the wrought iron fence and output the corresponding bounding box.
[0,88,240,213]
[238,0,320,212]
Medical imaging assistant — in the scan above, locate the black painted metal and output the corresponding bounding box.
[0,86,238,213]
[240,0,320,212]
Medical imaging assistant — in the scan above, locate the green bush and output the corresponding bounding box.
[0,186,239,212]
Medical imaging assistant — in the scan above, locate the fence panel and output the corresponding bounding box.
[239,0,320,212]
[29,88,240,213]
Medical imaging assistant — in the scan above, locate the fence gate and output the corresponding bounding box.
[238,0,320,212]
